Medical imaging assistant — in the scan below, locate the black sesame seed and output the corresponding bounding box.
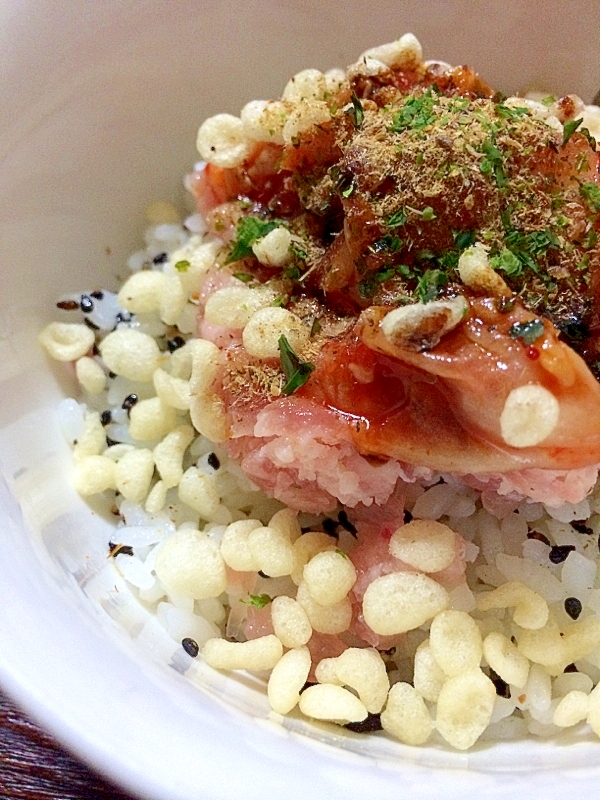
[152,252,168,264]
[258,570,271,579]
[549,544,576,564]
[90,290,104,300]
[571,520,594,535]
[80,295,94,313]
[489,668,511,699]
[56,299,79,310]
[338,510,357,537]
[527,530,551,546]
[100,410,112,426]
[83,316,100,330]
[207,452,221,470]
[564,663,579,673]
[344,713,383,733]
[564,597,583,620]
[108,371,117,379]
[403,509,413,524]
[122,394,139,413]
[167,335,186,353]
[182,637,199,658]
[322,518,339,538]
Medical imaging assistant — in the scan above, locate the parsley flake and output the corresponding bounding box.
[227,217,279,263]
[479,138,507,188]
[347,92,364,128]
[509,319,545,345]
[580,127,597,150]
[583,228,598,250]
[490,248,522,277]
[233,272,254,283]
[495,104,530,121]
[278,334,315,395]
[310,318,321,337]
[562,118,583,146]
[417,269,447,303]
[386,209,408,228]
[241,594,272,609]
[391,88,439,132]
[580,182,600,212]
[174,260,190,272]
[369,234,403,254]
[454,230,477,250]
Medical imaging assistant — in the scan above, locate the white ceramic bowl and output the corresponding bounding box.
[3,2,600,798]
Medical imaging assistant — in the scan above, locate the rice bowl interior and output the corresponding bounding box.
[4,2,600,798]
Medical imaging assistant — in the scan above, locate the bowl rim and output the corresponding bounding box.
[2,470,600,800]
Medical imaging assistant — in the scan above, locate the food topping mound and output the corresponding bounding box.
[39,34,600,753]
[188,37,600,511]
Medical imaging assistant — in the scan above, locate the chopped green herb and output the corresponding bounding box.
[227,216,279,263]
[233,272,254,283]
[527,229,560,253]
[347,92,364,128]
[479,138,507,188]
[375,267,396,283]
[369,234,403,253]
[495,103,530,120]
[285,265,301,280]
[290,242,307,261]
[583,228,598,249]
[575,151,590,173]
[436,249,460,271]
[341,182,355,198]
[499,227,560,274]
[386,209,408,228]
[581,127,597,150]
[391,88,439,132]
[562,117,583,146]
[577,254,591,271]
[450,96,470,112]
[541,95,556,107]
[241,594,272,609]
[357,275,377,298]
[490,248,522,276]
[310,318,321,337]
[416,269,446,303]
[272,295,286,307]
[279,334,315,395]
[454,230,477,250]
[580,182,600,212]
[497,295,516,313]
[335,548,349,560]
[421,206,436,221]
[174,260,190,272]
[508,319,545,346]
